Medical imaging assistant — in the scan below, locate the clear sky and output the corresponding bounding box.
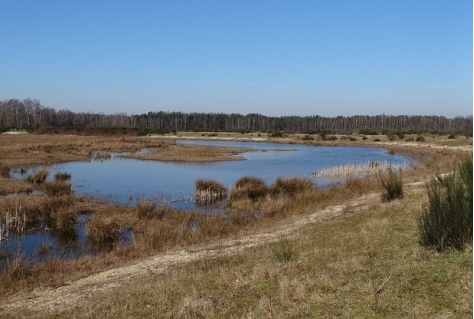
[0,0,472,117]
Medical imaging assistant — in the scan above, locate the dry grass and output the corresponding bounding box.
[121,144,254,162]
[86,217,122,249]
[7,189,471,318]
[0,132,471,317]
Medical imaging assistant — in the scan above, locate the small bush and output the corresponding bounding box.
[379,167,403,202]
[416,136,425,142]
[302,134,314,141]
[418,156,473,251]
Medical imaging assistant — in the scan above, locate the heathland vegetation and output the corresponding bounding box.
[0,127,471,317]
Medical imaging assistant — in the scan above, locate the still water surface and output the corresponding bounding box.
[47,140,412,209]
[2,140,411,263]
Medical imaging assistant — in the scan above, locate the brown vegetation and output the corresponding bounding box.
[0,132,471,317]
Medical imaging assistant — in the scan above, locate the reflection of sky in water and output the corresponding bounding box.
[4,140,412,263]
[16,140,412,207]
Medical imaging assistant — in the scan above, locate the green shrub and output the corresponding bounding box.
[379,167,403,202]
[418,156,473,251]
[302,134,314,141]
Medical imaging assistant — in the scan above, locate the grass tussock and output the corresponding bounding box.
[379,167,404,202]
[229,176,269,202]
[86,217,122,249]
[136,201,172,220]
[27,167,49,184]
[418,155,473,251]
[44,180,72,197]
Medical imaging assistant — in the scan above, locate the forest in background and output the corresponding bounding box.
[0,99,472,135]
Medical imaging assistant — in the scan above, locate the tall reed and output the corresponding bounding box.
[314,161,408,178]
[194,179,227,204]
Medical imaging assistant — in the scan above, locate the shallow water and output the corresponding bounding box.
[3,140,411,263]
[44,140,411,208]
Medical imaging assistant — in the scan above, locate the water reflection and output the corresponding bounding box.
[31,140,411,209]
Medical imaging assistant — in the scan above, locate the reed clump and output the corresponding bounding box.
[27,167,49,184]
[194,179,227,204]
[44,180,73,197]
[229,176,269,202]
[54,171,71,181]
[0,196,43,236]
[314,161,409,178]
[92,151,112,160]
[418,155,473,251]
[86,217,122,249]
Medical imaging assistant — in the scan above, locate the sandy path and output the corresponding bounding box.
[1,190,385,313]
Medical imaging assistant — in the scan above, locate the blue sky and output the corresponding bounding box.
[0,1,472,117]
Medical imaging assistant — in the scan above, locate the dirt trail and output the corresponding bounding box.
[0,189,388,314]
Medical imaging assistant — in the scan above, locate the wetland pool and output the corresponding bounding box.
[41,140,411,209]
[2,140,412,264]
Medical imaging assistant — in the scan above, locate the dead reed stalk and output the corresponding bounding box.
[313,161,409,178]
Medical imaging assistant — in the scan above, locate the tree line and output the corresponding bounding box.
[0,99,472,135]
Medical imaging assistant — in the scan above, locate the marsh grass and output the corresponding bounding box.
[0,133,471,316]
[27,167,49,184]
[194,179,227,204]
[0,162,10,178]
[229,176,269,202]
[86,217,122,249]
[44,180,72,197]
[270,177,315,197]
[54,172,71,181]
